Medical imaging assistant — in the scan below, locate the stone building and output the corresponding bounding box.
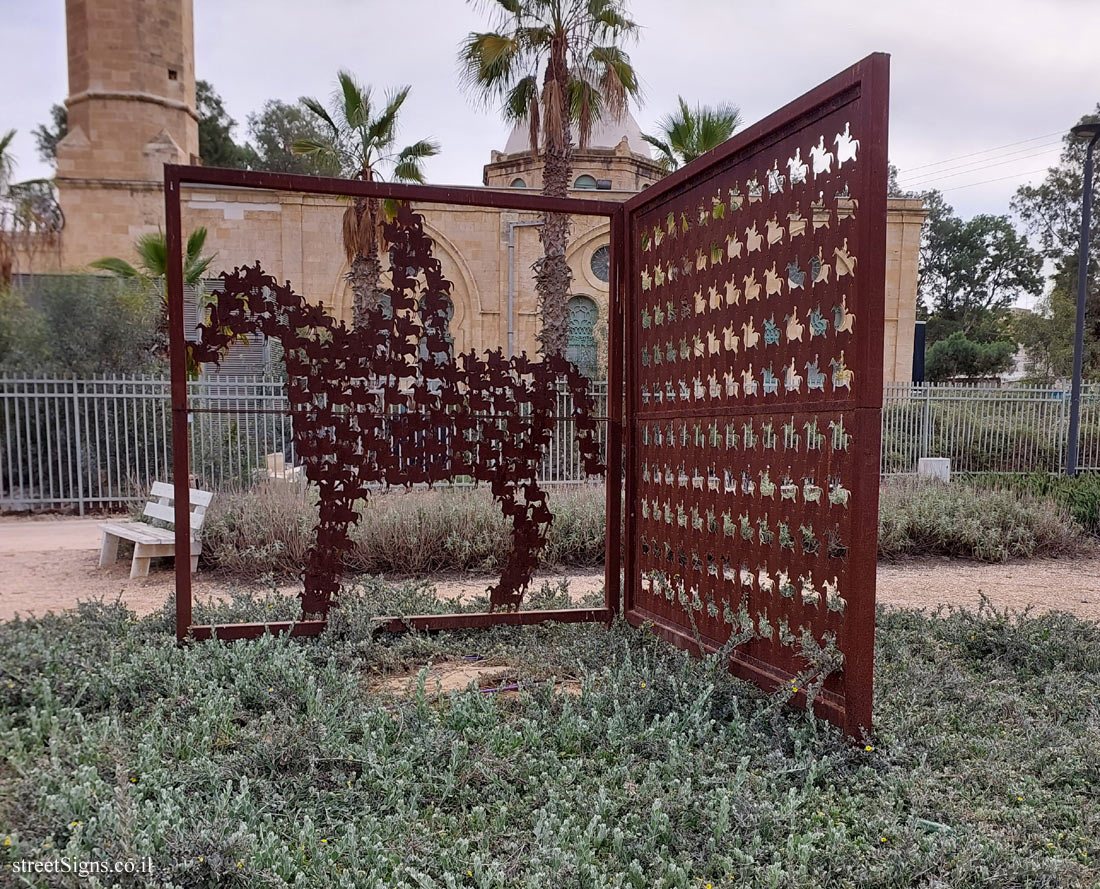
[29,0,926,382]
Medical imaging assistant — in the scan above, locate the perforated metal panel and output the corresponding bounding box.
[622,55,889,735]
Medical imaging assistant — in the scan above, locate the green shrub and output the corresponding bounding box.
[0,595,1097,887]
[203,479,1089,578]
[1,274,163,375]
[201,482,606,577]
[878,478,1085,561]
[959,471,1100,534]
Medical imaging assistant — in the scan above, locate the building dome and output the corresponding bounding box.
[502,109,651,158]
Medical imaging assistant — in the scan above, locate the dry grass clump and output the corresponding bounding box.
[201,482,605,577]
[878,478,1086,562]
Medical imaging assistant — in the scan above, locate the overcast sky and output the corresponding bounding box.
[3,0,1098,223]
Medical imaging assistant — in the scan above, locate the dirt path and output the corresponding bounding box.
[1,515,1098,622]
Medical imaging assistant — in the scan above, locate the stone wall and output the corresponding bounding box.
[173,187,924,382]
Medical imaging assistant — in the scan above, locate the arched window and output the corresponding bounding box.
[573,174,598,190]
[566,295,599,378]
[590,244,610,283]
[510,177,526,188]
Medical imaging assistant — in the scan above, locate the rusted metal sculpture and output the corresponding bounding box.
[621,54,888,736]
[187,204,603,615]
[168,54,887,740]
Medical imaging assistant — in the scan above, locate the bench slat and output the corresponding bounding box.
[99,522,159,545]
[143,501,204,530]
[150,480,214,507]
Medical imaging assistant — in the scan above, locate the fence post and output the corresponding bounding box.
[72,378,85,516]
[1057,387,1069,474]
[920,384,932,460]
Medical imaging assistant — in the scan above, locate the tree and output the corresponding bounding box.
[918,190,1042,343]
[292,71,439,328]
[887,163,917,198]
[0,129,17,284]
[0,128,13,192]
[90,228,216,357]
[924,330,1015,382]
[196,80,252,169]
[0,276,163,376]
[641,97,741,171]
[33,103,67,164]
[460,0,640,357]
[246,100,339,176]
[1012,105,1100,380]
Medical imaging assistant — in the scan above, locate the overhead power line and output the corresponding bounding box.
[937,167,1051,193]
[898,129,1065,176]
[898,140,1063,188]
[899,145,1062,191]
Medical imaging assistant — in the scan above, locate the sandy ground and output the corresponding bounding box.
[1,514,1099,622]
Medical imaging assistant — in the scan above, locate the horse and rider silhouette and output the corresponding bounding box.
[188,204,603,616]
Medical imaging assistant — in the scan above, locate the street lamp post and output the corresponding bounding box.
[1065,123,1100,477]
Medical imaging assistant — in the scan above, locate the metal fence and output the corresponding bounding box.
[0,374,608,512]
[881,382,1100,475]
[5,375,1100,512]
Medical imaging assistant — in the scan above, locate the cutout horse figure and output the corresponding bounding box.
[188,206,602,616]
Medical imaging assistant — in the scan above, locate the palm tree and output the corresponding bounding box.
[0,129,17,284]
[91,228,216,356]
[642,97,742,172]
[0,129,15,192]
[292,72,440,328]
[460,0,640,357]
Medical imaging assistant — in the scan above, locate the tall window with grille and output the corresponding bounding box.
[566,295,599,378]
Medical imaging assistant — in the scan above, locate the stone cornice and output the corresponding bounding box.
[66,89,199,122]
[56,176,164,190]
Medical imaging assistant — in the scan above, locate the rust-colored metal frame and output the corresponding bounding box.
[620,55,889,736]
[166,56,886,739]
[165,167,627,642]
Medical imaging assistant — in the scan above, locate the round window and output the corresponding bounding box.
[590,245,610,283]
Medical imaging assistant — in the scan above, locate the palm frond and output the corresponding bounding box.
[528,85,541,158]
[458,31,522,104]
[392,159,427,183]
[569,77,603,149]
[588,44,639,121]
[299,96,339,136]
[336,69,369,131]
[587,0,638,37]
[0,128,16,185]
[134,231,169,277]
[503,75,539,123]
[396,139,441,161]
[640,133,676,172]
[368,85,411,147]
[291,137,334,156]
[89,257,141,278]
[185,227,208,265]
[341,205,358,262]
[515,25,552,51]
[647,95,740,168]
[184,253,216,285]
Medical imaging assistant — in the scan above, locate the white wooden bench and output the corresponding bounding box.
[98,481,213,578]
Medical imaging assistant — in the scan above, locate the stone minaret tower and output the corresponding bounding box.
[56,0,200,268]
